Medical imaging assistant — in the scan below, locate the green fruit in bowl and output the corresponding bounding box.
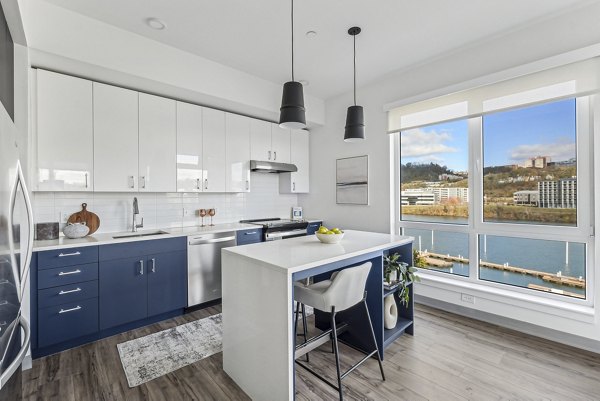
[317,226,329,234]
[332,228,342,234]
[325,230,334,235]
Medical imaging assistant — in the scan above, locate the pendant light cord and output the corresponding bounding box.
[291,0,295,82]
[353,34,356,106]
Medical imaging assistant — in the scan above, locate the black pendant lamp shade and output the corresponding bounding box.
[280,81,306,129]
[279,0,307,129]
[344,26,365,142]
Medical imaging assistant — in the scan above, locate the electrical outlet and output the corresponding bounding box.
[461,293,475,304]
[60,211,69,223]
[183,208,189,217]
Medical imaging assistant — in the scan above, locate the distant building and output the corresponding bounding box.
[513,190,539,206]
[538,178,576,208]
[401,190,435,205]
[520,156,550,169]
[401,187,469,205]
[547,157,576,167]
[438,173,463,181]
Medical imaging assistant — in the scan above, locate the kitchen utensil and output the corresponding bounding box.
[67,203,100,235]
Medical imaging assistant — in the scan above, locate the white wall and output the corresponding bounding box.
[300,1,600,351]
[33,173,298,234]
[19,0,325,126]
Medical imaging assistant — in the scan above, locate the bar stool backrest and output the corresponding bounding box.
[326,262,372,311]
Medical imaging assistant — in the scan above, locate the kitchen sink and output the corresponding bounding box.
[112,230,169,239]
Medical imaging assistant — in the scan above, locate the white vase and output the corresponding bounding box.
[384,294,398,329]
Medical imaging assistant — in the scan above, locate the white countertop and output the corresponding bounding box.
[32,222,258,252]
[223,230,413,274]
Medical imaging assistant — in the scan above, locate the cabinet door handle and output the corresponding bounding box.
[139,260,144,275]
[58,269,81,276]
[129,175,135,189]
[268,150,271,160]
[58,251,81,257]
[244,231,257,235]
[274,151,277,161]
[59,306,81,314]
[204,178,208,190]
[196,178,201,190]
[59,287,81,295]
[293,182,296,191]
[85,173,88,188]
[140,176,146,189]
[151,258,156,273]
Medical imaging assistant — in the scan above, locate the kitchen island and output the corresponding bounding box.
[222,230,414,401]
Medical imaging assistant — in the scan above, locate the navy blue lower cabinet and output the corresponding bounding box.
[236,228,263,245]
[147,250,187,316]
[306,221,323,235]
[99,256,148,330]
[38,297,99,348]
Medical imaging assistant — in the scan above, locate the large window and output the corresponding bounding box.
[400,119,469,224]
[396,96,593,301]
[483,99,577,226]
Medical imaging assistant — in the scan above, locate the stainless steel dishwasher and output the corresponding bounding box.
[187,231,237,306]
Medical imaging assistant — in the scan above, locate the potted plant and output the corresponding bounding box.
[384,252,420,306]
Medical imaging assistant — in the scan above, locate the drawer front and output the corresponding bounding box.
[236,229,263,245]
[38,263,98,290]
[99,237,186,261]
[37,246,99,270]
[306,222,322,235]
[38,280,98,308]
[38,298,99,348]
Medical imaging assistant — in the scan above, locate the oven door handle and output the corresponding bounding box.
[265,229,308,241]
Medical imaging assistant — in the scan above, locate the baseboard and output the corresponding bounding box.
[415,295,600,354]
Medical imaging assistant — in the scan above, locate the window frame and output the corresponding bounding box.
[394,96,595,306]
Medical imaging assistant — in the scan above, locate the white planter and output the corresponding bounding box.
[384,294,398,329]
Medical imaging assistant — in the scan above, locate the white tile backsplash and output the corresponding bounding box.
[32,173,298,233]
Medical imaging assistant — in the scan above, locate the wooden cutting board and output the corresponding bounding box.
[67,203,100,235]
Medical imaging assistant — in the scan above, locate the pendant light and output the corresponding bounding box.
[279,0,307,129]
[344,26,365,142]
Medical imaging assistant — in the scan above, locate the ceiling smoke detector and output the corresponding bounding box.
[146,18,167,30]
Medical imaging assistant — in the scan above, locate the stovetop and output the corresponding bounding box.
[240,218,308,229]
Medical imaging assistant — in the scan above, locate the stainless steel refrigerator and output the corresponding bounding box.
[0,125,33,399]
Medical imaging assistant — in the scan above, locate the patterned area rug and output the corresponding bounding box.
[117,313,222,387]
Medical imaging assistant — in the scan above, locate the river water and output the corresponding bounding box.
[402,215,586,297]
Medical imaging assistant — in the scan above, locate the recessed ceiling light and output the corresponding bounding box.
[305,30,317,38]
[146,18,167,30]
[299,80,309,86]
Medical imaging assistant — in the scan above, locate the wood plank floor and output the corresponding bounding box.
[23,304,600,401]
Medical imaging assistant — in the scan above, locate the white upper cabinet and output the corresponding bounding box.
[250,119,272,161]
[280,129,310,193]
[271,124,291,164]
[202,108,227,192]
[176,101,203,192]
[93,83,139,192]
[36,69,93,191]
[225,113,251,193]
[138,93,177,192]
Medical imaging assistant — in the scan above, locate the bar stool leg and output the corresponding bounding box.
[301,304,309,362]
[363,298,385,381]
[294,301,301,345]
[330,307,344,401]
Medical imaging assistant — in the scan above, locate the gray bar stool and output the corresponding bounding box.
[294,262,385,400]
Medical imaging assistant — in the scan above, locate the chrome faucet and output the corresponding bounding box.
[132,197,144,232]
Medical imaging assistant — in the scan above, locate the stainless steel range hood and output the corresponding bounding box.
[250,160,298,173]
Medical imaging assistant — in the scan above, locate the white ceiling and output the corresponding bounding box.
[42,0,595,100]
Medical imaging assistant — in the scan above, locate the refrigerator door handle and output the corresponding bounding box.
[7,163,21,303]
[0,315,31,390]
[17,161,34,301]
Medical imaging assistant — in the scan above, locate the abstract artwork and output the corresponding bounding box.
[336,155,368,205]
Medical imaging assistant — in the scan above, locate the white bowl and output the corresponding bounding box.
[63,222,90,239]
[316,232,344,244]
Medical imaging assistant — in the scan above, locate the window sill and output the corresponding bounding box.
[416,270,594,323]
